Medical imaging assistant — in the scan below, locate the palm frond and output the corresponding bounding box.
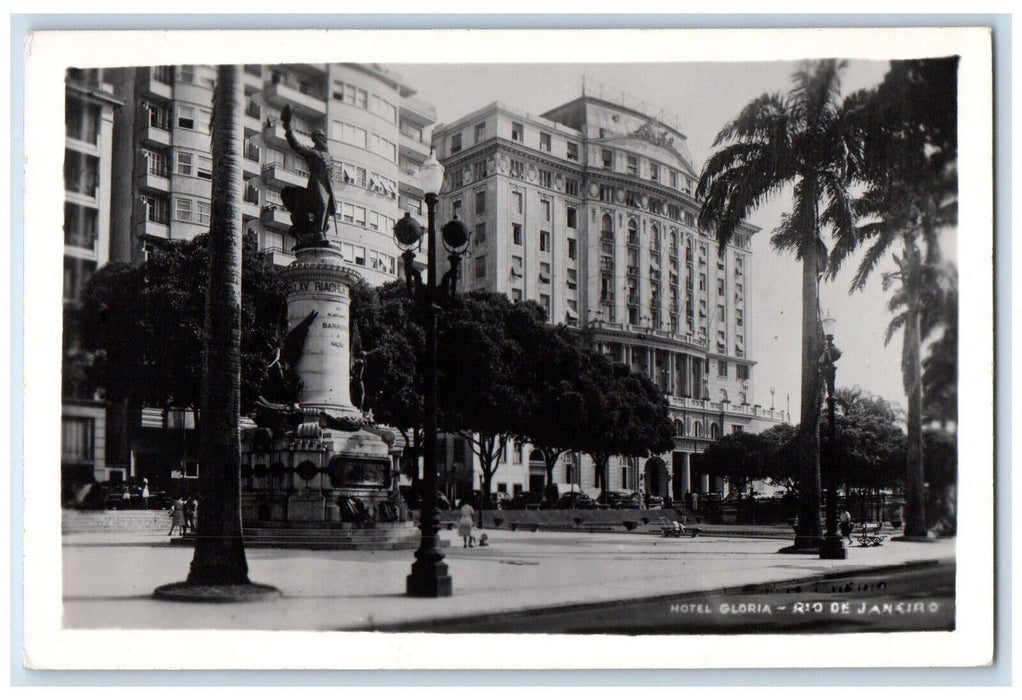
[884,310,908,346]
[851,235,896,292]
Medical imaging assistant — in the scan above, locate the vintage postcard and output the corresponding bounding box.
[20,25,994,671]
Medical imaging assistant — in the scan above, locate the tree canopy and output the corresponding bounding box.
[78,232,286,414]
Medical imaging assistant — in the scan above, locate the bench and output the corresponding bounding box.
[658,517,700,538]
[855,522,886,547]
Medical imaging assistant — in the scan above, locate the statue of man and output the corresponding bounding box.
[281,104,336,247]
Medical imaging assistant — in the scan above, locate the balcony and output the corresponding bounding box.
[138,219,170,240]
[241,199,261,220]
[600,258,614,272]
[262,162,307,189]
[626,265,638,277]
[139,125,171,148]
[399,130,431,161]
[399,95,437,125]
[260,245,296,267]
[601,230,615,243]
[264,81,326,118]
[140,70,173,101]
[261,205,292,231]
[136,170,170,192]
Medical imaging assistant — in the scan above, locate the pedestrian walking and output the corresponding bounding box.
[457,502,475,548]
[168,498,186,537]
[141,478,149,509]
[839,509,853,544]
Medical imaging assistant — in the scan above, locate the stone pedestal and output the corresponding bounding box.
[281,246,362,422]
[241,244,407,529]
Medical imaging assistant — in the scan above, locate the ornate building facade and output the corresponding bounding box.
[432,87,789,502]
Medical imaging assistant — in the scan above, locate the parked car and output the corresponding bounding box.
[603,490,641,509]
[645,494,665,509]
[555,491,596,509]
[509,491,544,510]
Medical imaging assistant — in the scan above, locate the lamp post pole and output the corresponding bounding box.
[406,190,452,597]
[819,319,846,560]
[394,151,469,597]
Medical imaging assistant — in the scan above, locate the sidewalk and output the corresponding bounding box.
[61,528,955,631]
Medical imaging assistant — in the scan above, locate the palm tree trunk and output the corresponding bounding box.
[187,64,250,585]
[794,244,824,548]
[902,243,927,537]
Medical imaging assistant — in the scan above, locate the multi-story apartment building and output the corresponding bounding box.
[94,63,436,493]
[432,86,789,503]
[62,68,123,501]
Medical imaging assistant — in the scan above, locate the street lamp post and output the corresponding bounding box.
[819,314,847,560]
[393,151,470,597]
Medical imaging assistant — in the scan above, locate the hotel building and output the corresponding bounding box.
[432,86,789,502]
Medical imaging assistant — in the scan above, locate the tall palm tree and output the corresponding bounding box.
[186,64,251,584]
[831,58,958,538]
[697,60,859,548]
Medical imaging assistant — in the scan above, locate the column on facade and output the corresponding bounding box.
[699,473,711,493]
[676,452,690,494]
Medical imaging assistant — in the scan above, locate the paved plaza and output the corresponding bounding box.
[61,528,955,632]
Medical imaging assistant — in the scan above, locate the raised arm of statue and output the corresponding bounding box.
[281,104,310,158]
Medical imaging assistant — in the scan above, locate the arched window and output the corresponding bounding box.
[601,213,614,235]
[693,421,702,437]
[710,423,720,440]
[674,419,684,436]
[529,449,544,463]
[627,218,638,242]
[651,223,660,247]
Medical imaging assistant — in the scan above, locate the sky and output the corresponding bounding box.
[390,60,949,420]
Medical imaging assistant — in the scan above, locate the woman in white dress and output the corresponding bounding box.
[457,502,475,548]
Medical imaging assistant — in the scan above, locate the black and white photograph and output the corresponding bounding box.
[20,24,995,671]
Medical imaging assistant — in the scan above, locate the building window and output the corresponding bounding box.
[513,190,523,214]
[198,201,211,225]
[718,360,728,377]
[475,255,486,279]
[736,364,750,380]
[142,193,169,224]
[176,152,193,176]
[567,238,577,260]
[475,222,486,245]
[511,288,523,302]
[565,177,579,196]
[511,122,523,142]
[474,122,486,144]
[63,203,98,249]
[650,163,659,181]
[541,199,551,221]
[626,155,638,175]
[197,156,212,180]
[540,294,551,317]
[717,278,725,295]
[539,132,551,152]
[65,97,101,144]
[175,197,193,222]
[475,190,486,214]
[450,133,462,153]
[452,199,462,219]
[539,170,552,188]
[736,309,744,327]
[567,142,579,161]
[177,105,195,129]
[512,223,523,246]
[540,230,550,252]
[61,417,95,462]
[63,150,100,197]
[539,261,551,284]
[718,306,725,322]
[566,206,577,229]
[602,149,614,168]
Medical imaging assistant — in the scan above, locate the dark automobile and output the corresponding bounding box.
[555,491,596,509]
[604,490,641,509]
[509,491,544,510]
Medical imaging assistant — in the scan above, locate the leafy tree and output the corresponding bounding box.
[701,431,774,495]
[437,292,535,509]
[824,387,906,497]
[759,423,800,492]
[79,232,286,415]
[578,359,674,502]
[831,57,959,537]
[697,60,860,547]
[922,265,958,428]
